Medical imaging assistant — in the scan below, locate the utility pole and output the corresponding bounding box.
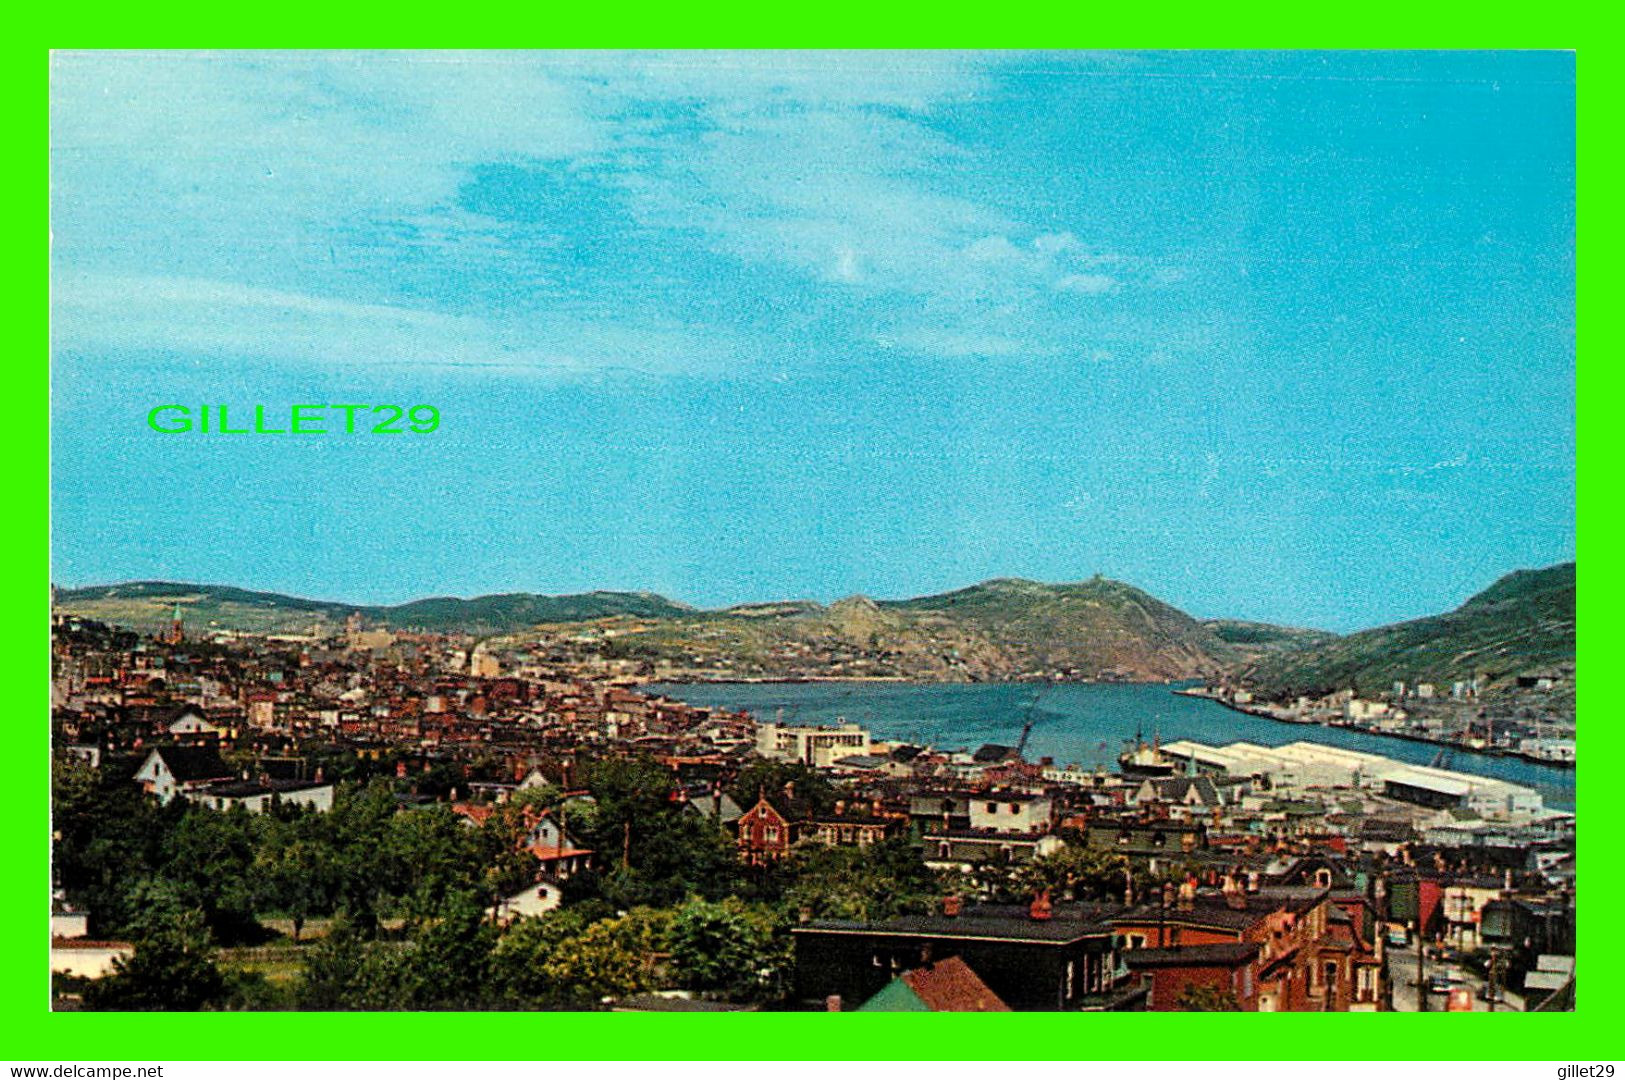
[622,819,631,870]
[1416,920,1427,1012]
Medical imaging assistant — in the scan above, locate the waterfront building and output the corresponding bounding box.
[1158,739,1543,819]
[755,720,871,767]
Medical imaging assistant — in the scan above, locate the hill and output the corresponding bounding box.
[497,577,1281,682]
[1200,619,1340,667]
[878,576,1229,680]
[1238,562,1575,699]
[56,574,1281,682]
[53,581,694,636]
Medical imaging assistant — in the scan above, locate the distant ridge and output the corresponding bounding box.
[1238,562,1575,698]
[55,563,1575,685]
[54,581,695,636]
[58,574,1308,680]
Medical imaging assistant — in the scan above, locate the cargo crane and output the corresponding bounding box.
[1015,686,1053,759]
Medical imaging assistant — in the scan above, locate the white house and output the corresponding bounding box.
[968,792,1053,834]
[193,779,335,814]
[487,881,562,924]
[166,706,223,737]
[132,746,234,804]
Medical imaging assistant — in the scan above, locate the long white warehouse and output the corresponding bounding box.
[1158,738,1542,818]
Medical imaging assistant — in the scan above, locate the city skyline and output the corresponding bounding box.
[50,51,1575,633]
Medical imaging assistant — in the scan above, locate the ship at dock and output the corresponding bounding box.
[1117,727,1178,778]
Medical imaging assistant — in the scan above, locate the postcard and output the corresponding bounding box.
[48,50,1574,1018]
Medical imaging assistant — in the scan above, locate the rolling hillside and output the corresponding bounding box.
[54,574,1328,682]
[53,581,694,636]
[62,567,1573,689]
[1239,562,1575,699]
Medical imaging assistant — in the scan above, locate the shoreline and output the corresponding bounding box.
[1173,686,1576,771]
[643,675,1193,687]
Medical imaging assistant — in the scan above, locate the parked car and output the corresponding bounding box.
[1428,971,1465,993]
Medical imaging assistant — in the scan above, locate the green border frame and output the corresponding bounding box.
[17,19,1601,1060]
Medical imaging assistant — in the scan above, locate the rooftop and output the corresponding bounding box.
[1124,941,1263,968]
[797,901,1124,945]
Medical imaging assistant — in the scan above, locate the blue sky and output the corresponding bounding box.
[49,51,1574,632]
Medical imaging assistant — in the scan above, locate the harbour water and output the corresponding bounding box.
[647,680,1576,811]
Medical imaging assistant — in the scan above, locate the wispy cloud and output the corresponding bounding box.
[51,51,1179,373]
[52,272,735,377]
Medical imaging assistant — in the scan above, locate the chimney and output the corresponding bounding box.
[942,895,963,918]
[825,994,842,1013]
[1029,890,1053,921]
[1178,877,1197,912]
[1246,871,1260,894]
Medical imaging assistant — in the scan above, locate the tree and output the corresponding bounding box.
[296,916,405,1011]
[727,761,837,817]
[383,804,483,922]
[84,883,225,1011]
[488,906,670,1009]
[1012,844,1130,903]
[488,908,596,1007]
[254,829,342,942]
[159,805,263,943]
[538,914,657,1005]
[297,893,500,1011]
[783,837,942,922]
[668,896,789,1001]
[395,891,498,1008]
[568,756,745,907]
[52,757,169,936]
[325,780,408,933]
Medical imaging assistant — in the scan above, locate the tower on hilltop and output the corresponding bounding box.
[160,602,184,646]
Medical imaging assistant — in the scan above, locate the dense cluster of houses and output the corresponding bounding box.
[50,611,1576,1012]
[798,868,1389,1012]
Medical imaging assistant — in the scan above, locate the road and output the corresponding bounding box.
[1387,949,1525,1013]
